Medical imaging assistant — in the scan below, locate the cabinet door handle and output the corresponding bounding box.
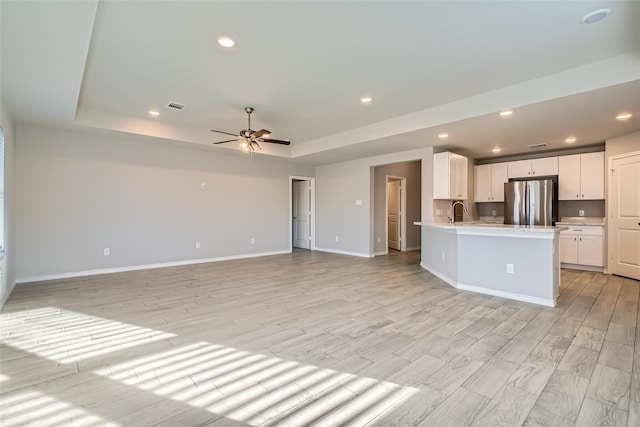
[574,237,577,241]
[576,194,579,198]
[582,194,584,198]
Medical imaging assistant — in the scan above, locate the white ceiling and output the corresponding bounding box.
[2,1,639,165]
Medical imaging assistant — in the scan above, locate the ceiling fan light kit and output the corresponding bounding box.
[211,107,291,153]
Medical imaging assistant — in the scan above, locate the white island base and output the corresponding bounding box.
[418,223,566,307]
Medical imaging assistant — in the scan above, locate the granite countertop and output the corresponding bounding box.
[416,221,567,238]
[556,217,605,226]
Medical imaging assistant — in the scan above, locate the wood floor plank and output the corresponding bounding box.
[586,364,631,410]
[557,344,600,378]
[461,357,520,399]
[575,397,629,427]
[418,387,488,427]
[533,370,589,421]
[469,384,538,427]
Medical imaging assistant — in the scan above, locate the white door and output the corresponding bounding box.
[387,180,401,251]
[610,153,640,280]
[293,180,311,249]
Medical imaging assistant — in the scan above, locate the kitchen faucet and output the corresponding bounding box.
[449,201,468,224]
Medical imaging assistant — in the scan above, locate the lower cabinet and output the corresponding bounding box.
[559,226,603,267]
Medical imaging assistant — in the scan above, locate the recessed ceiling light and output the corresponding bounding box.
[360,96,373,104]
[499,110,513,117]
[581,8,610,24]
[216,35,235,48]
[148,109,160,117]
[438,132,449,140]
[565,136,577,143]
[492,147,502,153]
[616,112,633,121]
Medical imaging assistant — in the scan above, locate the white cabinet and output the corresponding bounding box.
[475,163,508,202]
[559,225,603,267]
[433,152,468,200]
[558,152,604,200]
[507,157,558,178]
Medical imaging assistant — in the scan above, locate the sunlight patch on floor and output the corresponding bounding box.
[0,389,119,427]
[0,307,175,363]
[94,342,419,426]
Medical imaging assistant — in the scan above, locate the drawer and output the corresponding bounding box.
[561,225,603,236]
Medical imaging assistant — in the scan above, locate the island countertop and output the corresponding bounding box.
[414,221,567,238]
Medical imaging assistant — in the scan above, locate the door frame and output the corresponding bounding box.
[289,176,316,252]
[607,149,640,276]
[385,175,407,253]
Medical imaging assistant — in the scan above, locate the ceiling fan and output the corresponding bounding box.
[211,107,291,152]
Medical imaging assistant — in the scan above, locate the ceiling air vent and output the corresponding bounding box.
[528,143,547,149]
[167,102,186,110]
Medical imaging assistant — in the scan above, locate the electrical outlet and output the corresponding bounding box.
[506,263,514,274]
[250,238,255,245]
[578,210,585,217]
[335,236,339,242]
[200,182,206,190]
[441,252,445,260]
[492,210,497,216]
[355,199,362,206]
[103,248,110,256]
[377,236,381,243]
[195,241,200,249]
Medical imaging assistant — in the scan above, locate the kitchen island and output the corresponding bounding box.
[416,222,567,307]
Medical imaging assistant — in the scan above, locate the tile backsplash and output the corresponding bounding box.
[558,200,605,218]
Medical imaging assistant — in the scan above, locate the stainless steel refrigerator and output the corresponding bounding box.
[504,178,557,226]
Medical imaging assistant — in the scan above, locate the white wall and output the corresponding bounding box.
[315,147,434,257]
[16,125,314,280]
[0,100,17,308]
[373,161,421,254]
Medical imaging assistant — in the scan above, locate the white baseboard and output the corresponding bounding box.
[15,250,291,284]
[420,264,457,287]
[314,248,373,258]
[456,282,556,307]
[420,263,555,307]
[374,250,388,256]
[560,263,604,273]
[405,246,421,252]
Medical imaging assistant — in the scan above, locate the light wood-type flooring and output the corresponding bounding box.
[1,250,639,426]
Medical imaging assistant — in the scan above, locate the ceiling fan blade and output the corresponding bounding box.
[253,129,271,138]
[261,138,291,145]
[211,129,240,137]
[213,139,239,145]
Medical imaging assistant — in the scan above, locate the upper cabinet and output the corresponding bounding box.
[558,152,604,200]
[434,152,468,200]
[475,163,508,202]
[507,157,558,178]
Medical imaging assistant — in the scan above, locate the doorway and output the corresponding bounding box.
[608,150,640,280]
[386,176,407,252]
[290,176,315,251]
